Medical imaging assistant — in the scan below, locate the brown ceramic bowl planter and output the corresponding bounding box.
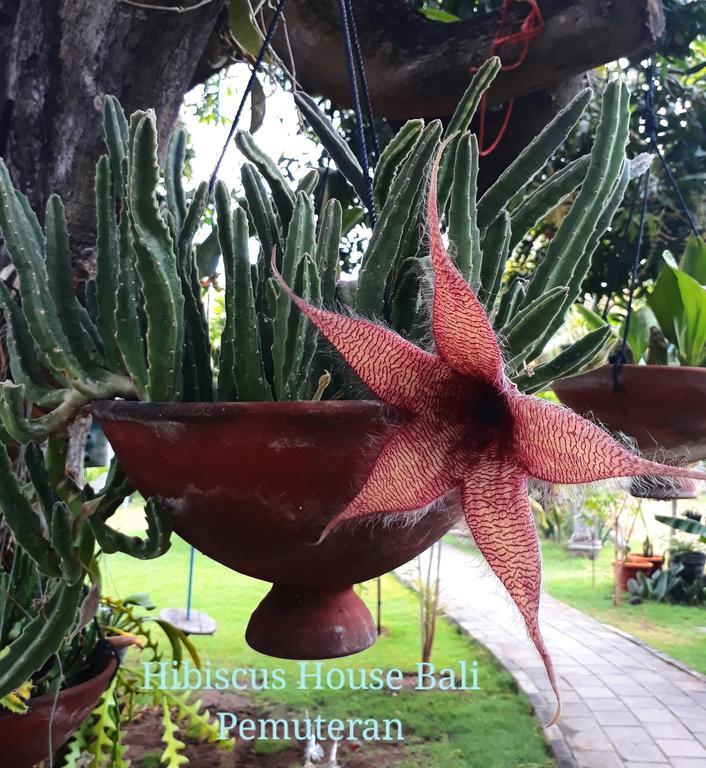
[553,365,706,460]
[554,365,706,500]
[93,400,459,661]
[0,655,117,768]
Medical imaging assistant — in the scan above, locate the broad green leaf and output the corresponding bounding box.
[655,515,706,543]
[680,236,706,284]
[648,257,682,348]
[624,304,657,363]
[670,265,706,365]
[229,0,269,64]
[575,304,608,331]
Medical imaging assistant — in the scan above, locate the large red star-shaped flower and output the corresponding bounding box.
[273,153,706,724]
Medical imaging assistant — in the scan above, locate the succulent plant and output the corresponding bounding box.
[0,58,633,446]
[0,59,638,710]
[0,438,172,702]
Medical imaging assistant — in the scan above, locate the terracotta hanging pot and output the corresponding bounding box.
[93,401,459,660]
[553,364,706,462]
[0,654,117,768]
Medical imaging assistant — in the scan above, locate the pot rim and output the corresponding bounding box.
[91,398,394,423]
[556,363,706,385]
[0,654,117,721]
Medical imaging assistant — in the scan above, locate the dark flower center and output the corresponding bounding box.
[438,374,514,459]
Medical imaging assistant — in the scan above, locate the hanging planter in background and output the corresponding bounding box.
[553,365,706,461]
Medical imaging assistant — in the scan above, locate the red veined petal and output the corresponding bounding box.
[317,418,462,542]
[271,258,450,413]
[513,394,706,485]
[427,147,505,385]
[462,458,561,725]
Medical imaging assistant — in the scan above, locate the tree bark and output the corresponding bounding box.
[273,0,665,120]
[0,0,665,274]
[0,0,227,279]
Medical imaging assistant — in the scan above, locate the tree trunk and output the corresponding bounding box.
[0,0,227,279]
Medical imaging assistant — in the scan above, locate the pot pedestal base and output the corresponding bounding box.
[246,585,377,660]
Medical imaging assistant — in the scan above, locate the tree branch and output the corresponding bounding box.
[271,0,665,120]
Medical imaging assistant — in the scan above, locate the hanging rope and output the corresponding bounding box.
[209,0,378,231]
[185,545,196,621]
[472,0,543,157]
[602,178,641,320]
[344,0,380,161]
[209,0,289,192]
[643,60,701,240]
[613,166,652,390]
[337,0,378,229]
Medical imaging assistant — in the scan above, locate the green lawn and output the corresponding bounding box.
[103,535,553,767]
[447,534,706,674]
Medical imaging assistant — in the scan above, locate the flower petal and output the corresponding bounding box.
[462,458,561,725]
[427,148,505,385]
[272,258,450,413]
[513,394,706,485]
[317,418,462,542]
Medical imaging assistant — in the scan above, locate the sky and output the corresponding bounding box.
[182,64,320,196]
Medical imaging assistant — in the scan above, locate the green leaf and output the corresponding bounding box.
[418,8,460,22]
[650,255,706,365]
[680,237,706,284]
[250,75,267,134]
[575,304,609,331]
[624,304,657,363]
[655,515,706,543]
[648,258,681,347]
[228,0,268,63]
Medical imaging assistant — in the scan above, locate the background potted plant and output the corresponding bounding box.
[0,541,117,768]
[627,513,706,605]
[0,448,222,768]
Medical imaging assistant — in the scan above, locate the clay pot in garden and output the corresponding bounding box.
[0,655,117,768]
[553,365,706,463]
[93,401,459,660]
[671,551,706,584]
[614,558,654,592]
[626,553,664,576]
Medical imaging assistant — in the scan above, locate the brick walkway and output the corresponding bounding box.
[396,542,706,768]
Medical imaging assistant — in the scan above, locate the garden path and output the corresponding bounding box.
[396,542,706,768]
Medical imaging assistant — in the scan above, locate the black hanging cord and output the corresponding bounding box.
[611,58,702,393]
[643,60,701,239]
[337,0,378,229]
[209,0,289,193]
[612,165,651,394]
[602,178,641,320]
[344,0,380,161]
[208,0,378,230]
[611,65,656,392]
[604,60,702,321]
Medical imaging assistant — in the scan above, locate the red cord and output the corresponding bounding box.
[473,0,544,157]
